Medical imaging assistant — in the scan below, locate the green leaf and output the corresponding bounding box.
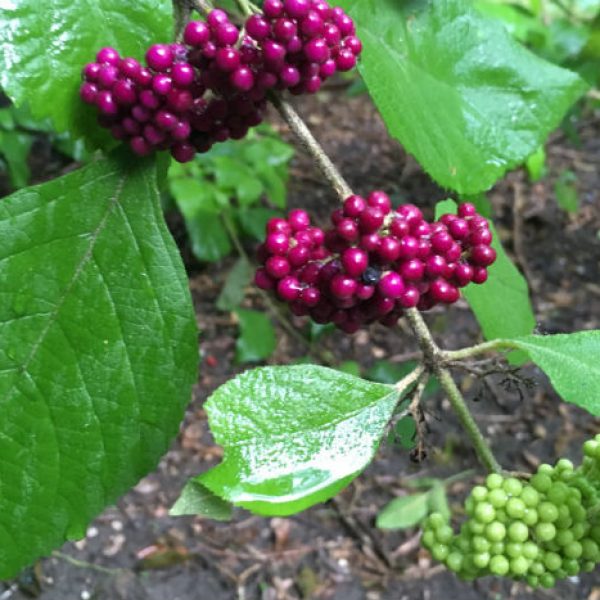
[435,200,536,360]
[337,361,361,377]
[197,366,405,516]
[170,481,233,521]
[0,130,33,189]
[235,309,276,363]
[0,149,198,578]
[213,156,264,206]
[376,493,430,530]
[337,0,587,194]
[169,179,232,262]
[526,146,547,182]
[554,169,579,213]
[394,416,418,450]
[217,258,254,312]
[0,0,172,143]
[502,331,600,415]
[427,482,451,521]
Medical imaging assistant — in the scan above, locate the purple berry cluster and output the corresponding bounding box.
[80,1,361,161]
[255,197,496,334]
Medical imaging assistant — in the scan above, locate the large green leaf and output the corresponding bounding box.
[195,366,412,516]
[0,150,198,577]
[337,0,587,194]
[376,493,430,530]
[435,200,536,357]
[170,481,233,521]
[0,0,172,143]
[500,331,600,415]
[234,309,277,363]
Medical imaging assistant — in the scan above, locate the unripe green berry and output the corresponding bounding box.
[564,541,583,559]
[488,488,508,508]
[547,483,568,505]
[422,530,436,548]
[531,473,552,493]
[486,521,506,542]
[582,538,600,561]
[544,551,562,571]
[538,463,554,475]
[535,522,556,542]
[489,554,510,576]
[539,573,555,589]
[471,485,488,502]
[583,440,598,458]
[563,558,580,576]
[506,498,526,519]
[510,556,529,576]
[529,560,545,576]
[486,473,504,489]
[469,520,485,535]
[521,486,540,507]
[503,477,523,497]
[556,458,574,472]
[446,551,464,572]
[555,529,574,546]
[495,509,508,523]
[522,541,539,560]
[490,541,505,555]
[475,502,495,524]
[436,525,454,544]
[538,502,559,523]
[473,552,490,569]
[583,560,596,572]
[523,508,539,526]
[508,521,529,543]
[472,536,490,553]
[527,575,539,588]
[427,513,446,530]
[506,542,523,558]
[431,543,449,561]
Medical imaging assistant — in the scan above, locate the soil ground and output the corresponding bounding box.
[2,89,600,600]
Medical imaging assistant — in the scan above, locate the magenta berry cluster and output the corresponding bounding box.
[255,197,496,334]
[80,1,360,162]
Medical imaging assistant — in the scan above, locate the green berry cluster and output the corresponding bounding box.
[422,435,600,588]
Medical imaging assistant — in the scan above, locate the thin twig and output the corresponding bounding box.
[405,309,502,473]
[270,94,354,200]
[51,551,123,575]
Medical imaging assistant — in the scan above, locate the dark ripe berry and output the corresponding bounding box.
[374,295,396,315]
[207,8,229,27]
[113,80,137,105]
[96,90,118,115]
[378,236,401,262]
[146,44,173,71]
[359,207,385,233]
[184,21,210,46]
[325,230,348,253]
[472,267,489,284]
[216,47,241,72]
[266,255,291,279]
[331,274,357,299]
[454,263,474,287]
[378,272,404,299]
[398,236,419,259]
[246,14,271,40]
[80,82,98,104]
[430,279,459,304]
[398,204,423,226]
[96,47,120,65]
[301,11,325,36]
[299,262,321,284]
[215,22,240,46]
[343,35,363,55]
[280,66,301,87]
[356,284,375,300]
[458,202,477,218]
[360,233,381,252]
[267,217,292,236]
[330,208,344,225]
[97,64,119,88]
[445,242,462,263]
[265,232,289,255]
[152,74,172,95]
[470,228,493,246]
[426,254,447,278]
[440,213,457,226]
[255,268,275,290]
[83,62,101,81]
[288,244,311,268]
[273,18,297,40]
[294,230,313,246]
[308,227,325,246]
[390,217,410,239]
[171,143,196,163]
[300,287,321,307]
[361,266,381,286]
[431,231,454,253]
[231,67,255,91]
[288,208,311,231]
[470,245,497,267]
[367,191,392,214]
[341,247,368,277]
[470,215,489,230]
[285,0,311,18]
[319,259,341,283]
[448,218,470,241]
[277,276,301,301]
[263,40,286,64]
[399,286,420,308]
[416,239,432,260]
[172,121,192,141]
[130,136,151,156]
[155,110,178,131]
[304,38,330,63]
[400,259,425,281]
[337,218,359,241]
[412,221,431,238]
[343,195,366,217]
[336,48,356,71]
[290,301,309,316]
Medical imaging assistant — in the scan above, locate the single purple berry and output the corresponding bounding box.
[301,11,324,36]
[246,14,271,40]
[337,218,359,241]
[266,256,291,279]
[264,0,284,18]
[113,80,136,105]
[120,57,141,79]
[184,21,210,47]
[359,207,384,233]
[95,91,118,115]
[445,243,462,263]
[398,236,419,259]
[152,74,173,95]
[448,218,470,241]
[214,22,239,46]
[171,143,196,163]
[132,105,151,123]
[454,263,474,287]
[288,209,310,231]
[96,47,120,65]
[231,67,255,91]
[122,117,141,136]
[360,233,381,253]
[267,217,292,236]
[400,259,425,282]
[146,44,173,72]
[319,59,337,79]
[342,247,368,278]
[284,0,310,18]
[83,62,101,81]
[378,272,405,299]
[172,63,195,87]
[136,68,153,87]
[330,274,358,299]
[304,38,329,63]
[323,23,341,46]
[130,136,152,156]
[458,202,476,218]
[472,267,488,284]
[167,89,193,112]
[470,228,493,246]
[343,35,363,56]
[143,124,166,145]
[263,40,286,65]
[390,218,410,239]
[343,195,366,218]
[208,9,229,28]
[431,231,454,253]
[426,255,447,278]
[273,18,297,41]
[97,64,119,88]
[216,47,241,72]
[80,82,98,104]
[266,232,290,255]
[280,65,301,87]
[301,287,321,307]
[255,268,275,290]
[399,286,420,308]
[336,48,356,71]
[470,245,497,267]
[155,110,178,131]
[378,236,401,263]
[288,244,311,268]
[367,191,391,214]
[140,89,160,109]
[277,276,302,301]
